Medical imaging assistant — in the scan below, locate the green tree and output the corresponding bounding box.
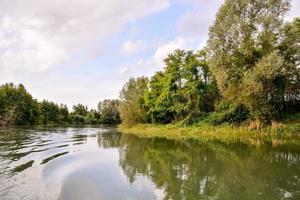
[207,0,291,123]
[145,50,218,124]
[59,104,70,124]
[71,103,89,124]
[119,77,149,126]
[278,17,300,113]
[0,83,39,126]
[87,109,101,124]
[182,50,218,117]
[39,100,60,124]
[72,103,88,116]
[98,99,121,124]
[147,50,189,123]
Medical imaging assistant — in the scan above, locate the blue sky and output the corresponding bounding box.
[0,0,299,109]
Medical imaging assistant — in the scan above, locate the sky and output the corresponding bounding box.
[0,0,299,109]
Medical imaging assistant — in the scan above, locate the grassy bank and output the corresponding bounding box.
[119,121,300,147]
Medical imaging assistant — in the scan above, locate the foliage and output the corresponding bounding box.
[0,83,39,126]
[1,0,299,129]
[119,9,299,127]
[207,0,299,124]
[0,84,121,126]
[87,109,101,125]
[119,112,300,146]
[72,103,88,116]
[39,100,60,124]
[145,50,219,124]
[98,99,121,124]
[118,77,149,126]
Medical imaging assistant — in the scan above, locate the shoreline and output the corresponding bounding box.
[118,123,300,147]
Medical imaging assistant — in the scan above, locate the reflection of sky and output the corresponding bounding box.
[39,132,163,200]
[0,128,165,200]
[1,127,300,200]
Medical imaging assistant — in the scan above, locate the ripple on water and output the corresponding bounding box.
[0,127,299,200]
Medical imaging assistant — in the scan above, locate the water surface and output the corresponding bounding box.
[0,127,299,200]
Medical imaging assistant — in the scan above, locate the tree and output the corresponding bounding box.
[278,17,300,113]
[39,100,60,124]
[182,50,218,116]
[145,50,218,124]
[59,104,70,124]
[119,77,149,126]
[207,0,291,123]
[146,50,190,123]
[72,103,88,116]
[0,83,39,126]
[98,99,121,124]
[87,109,101,124]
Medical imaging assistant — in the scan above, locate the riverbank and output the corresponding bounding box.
[119,121,300,147]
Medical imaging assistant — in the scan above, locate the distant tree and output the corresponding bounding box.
[72,103,88,116]
[39,100,60,124]
[119,77,149,126]
[0,83,39,126]
[98,99,121,124]
[87,109,101,124]
[59,104,70,124]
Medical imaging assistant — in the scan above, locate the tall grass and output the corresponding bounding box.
[119,121,300,147]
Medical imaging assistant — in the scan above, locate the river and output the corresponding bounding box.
[0,126,299,200]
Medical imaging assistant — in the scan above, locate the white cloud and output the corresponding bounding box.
[0,0,170,108]
[0,0,170,76]
[153,37,189,64]
[287,0,300,21]
[178,0,300,38]
[118,37,194,80]
[0,16,67,73]
[177,0,224,38]
[121,40,147,55]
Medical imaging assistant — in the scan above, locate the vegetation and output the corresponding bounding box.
[0,0,299,133]
[119,121,300,147]
[0,83,120,126]
[98,99,121,124]
[0,83,39,126]
[118,0,300,133]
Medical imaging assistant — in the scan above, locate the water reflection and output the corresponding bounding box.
[106,133,300,200]
[0,127,299,200]
[41,152,69,165]
[11,160,34,173]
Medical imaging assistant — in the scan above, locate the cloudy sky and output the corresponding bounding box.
[0,0,299,109]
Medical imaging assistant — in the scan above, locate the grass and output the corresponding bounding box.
[119,120,300,147]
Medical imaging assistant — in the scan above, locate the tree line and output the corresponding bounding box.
[118,0,300,127]
[0,83,120,126]
[1,0,299,128]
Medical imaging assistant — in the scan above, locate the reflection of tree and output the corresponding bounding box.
[0,128,36,161]
[97,131,122,149]
[116,134,300,200]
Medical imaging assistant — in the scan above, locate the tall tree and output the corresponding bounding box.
[207,0,291,122]
[119,77,149,126]
[146,50,218,124]
[278,17,300,112]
